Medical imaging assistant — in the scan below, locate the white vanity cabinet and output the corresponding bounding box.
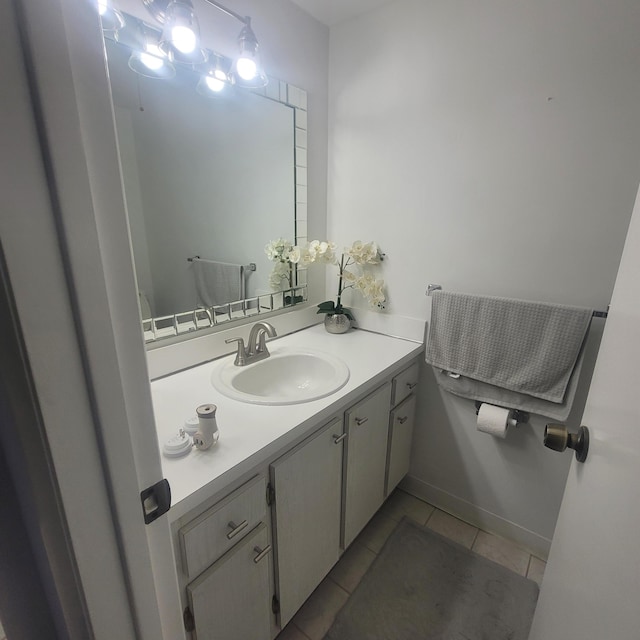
[386,362,420,495]
[270,417,345,627]
[343,382,393,547]
[159,327,424,640]
[178,475,274,640]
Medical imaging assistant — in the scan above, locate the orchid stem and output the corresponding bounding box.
[336,253,345,309]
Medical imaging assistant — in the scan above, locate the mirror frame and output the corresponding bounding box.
[129,77,309,344]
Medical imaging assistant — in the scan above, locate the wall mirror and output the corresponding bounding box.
[103,13,309,344]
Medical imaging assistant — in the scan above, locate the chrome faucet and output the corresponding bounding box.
[226,321,277,366]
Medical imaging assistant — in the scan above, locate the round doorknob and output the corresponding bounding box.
[544,424,589,463]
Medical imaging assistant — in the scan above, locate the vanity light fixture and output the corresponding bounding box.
[142,0,268,87]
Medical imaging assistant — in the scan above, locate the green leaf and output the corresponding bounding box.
[316,300,336,314]
[316,300,355,321]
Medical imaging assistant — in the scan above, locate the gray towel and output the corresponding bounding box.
[192,258,243,308]
[432,344,586,421]
[426,291,592,404]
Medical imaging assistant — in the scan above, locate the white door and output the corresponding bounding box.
[2,0,175,638]
[528,183,640,639]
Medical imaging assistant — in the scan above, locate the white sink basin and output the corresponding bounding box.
[211,346,350,405]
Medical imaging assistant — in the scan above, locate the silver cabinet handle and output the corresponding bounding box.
[406,382,417,390]
[398,416,409,424]
[333,433,347,444]
[227,520,249,540]
[253,544,272,564]
[355,416,368,426]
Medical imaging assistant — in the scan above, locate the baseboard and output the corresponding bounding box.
[400,475,551,560]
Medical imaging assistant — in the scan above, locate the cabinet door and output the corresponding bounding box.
[271,417,345,627]
[386,394,417,495]
[343,383,392,547]
[187,523,272,640]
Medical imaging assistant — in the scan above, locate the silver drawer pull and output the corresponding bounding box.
[406,382,417,390]
[355,416,368,426]
[398,416,409,425]
[333,433,347,444]
[226,520,249,540]
[253,544,272,564]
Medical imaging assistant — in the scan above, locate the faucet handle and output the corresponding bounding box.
[225,337,248,366]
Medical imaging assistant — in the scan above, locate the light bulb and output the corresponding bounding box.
[236,57,257,81]
[140,53,164,71]
[171,25,196,54]
[138,43,165,71]
[205,69,226,92]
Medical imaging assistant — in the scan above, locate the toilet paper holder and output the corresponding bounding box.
[544,424,589,463]
[474,402,528,425]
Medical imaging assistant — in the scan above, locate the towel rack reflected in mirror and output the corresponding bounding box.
[187,256,257,272]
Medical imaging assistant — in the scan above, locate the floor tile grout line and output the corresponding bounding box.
[469,527,481,549]
[328,575,352,598]
[293,623,312,640]
[424,506,435,526]
[525,553,534,577]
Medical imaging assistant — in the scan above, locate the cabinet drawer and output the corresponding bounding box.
[391,362,419,407]
[180,475,266,580]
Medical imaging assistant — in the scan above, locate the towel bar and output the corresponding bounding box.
[187,256,257,272]
[425,284,608,317]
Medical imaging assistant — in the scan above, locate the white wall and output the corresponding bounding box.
[328,0,640,552]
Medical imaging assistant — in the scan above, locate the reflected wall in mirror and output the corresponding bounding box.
[103,15,309,343]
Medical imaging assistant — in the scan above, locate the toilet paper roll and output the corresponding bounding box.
[477,403,516,439]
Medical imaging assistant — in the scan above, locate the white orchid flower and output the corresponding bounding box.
[288,246,301,264]
[342,269,357,282]
[300,248,313,266]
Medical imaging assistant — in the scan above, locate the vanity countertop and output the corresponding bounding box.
[151,324,423,519]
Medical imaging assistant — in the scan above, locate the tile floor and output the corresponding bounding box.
[277,489,547,640]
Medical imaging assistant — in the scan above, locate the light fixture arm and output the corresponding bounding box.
[200,0,250,26]
[143,0,251,27]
